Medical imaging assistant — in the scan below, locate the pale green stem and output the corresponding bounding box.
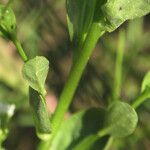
[12,38,28,62]
[73,128,109,150]
[73,135,99,150]
[105,30,126,150]
[113,30,125,101]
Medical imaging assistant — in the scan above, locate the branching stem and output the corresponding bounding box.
[51,23,104,136]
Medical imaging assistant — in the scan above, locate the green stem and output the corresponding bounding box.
[103,137,114,150]
[132,88,150,109]
[113,30,125,101]
[73,135,99,150]
[51,23,104,135]
[0,141,2,149]
[73,128,109,150]
[12,38,28,62]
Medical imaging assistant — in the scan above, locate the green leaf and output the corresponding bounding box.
[29,87,51,140]
[50,108,108,150]
[95,0,150,32]
[141,71,150,92]
[66,0,97,43]
[22,56,49,95]
[67,0,150,40]
[104,102,138,138]
[0,4,16,39]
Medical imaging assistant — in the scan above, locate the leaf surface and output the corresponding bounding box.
[95,0,150,32]
[104,102,138,137]
[29,87,51,140]
[22,56,49,95]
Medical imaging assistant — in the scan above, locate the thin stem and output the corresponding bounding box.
[73,135,99,150]
[0,141,2,150]
[132,88,150,109]
[73,128,109,150]
[12,38,28,62]
[113,30,125,101]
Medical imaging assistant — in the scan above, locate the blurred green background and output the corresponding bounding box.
[0,0,150,149]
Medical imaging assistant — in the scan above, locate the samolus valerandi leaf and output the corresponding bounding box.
[29,87,51,140]
[141,71,150,92]
[96,0,150,32]
[22,56,49,96]
[104,102,138,138]
[66,0,97,43]
[0,4,16,39]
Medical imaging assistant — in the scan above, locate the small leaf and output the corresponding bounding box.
[50,108,108,150]
[22,56,49,95]
[141,71,150,92]
[95,0,150,32]
[0,4,16,39]
[29,87,51,140]
[104,102,138,138]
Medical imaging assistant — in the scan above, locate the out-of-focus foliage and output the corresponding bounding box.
[0,0,149,149]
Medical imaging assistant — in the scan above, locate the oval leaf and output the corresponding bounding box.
[95,0,150,32]
[104,102,138,138]
[22,56,49,95]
